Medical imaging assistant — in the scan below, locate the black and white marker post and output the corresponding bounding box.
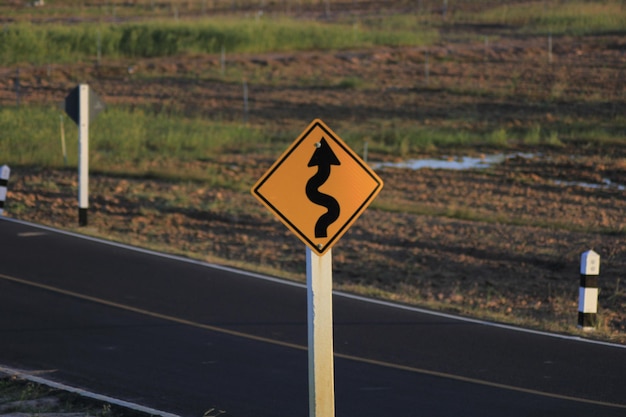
[64,84,105,226]
[578,249,600,330]
[77,84,90,226]
[0,165,10,215]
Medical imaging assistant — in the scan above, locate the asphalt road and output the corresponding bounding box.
[1,217,625,417]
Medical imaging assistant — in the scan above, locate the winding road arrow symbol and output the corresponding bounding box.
[306,137,341,238]
[251,118,383,255]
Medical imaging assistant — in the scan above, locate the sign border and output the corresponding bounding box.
[252,119,383,255]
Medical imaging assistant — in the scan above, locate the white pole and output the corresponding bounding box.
[78,84,90,226]
[0,165,10,215]
[306,247,335,417]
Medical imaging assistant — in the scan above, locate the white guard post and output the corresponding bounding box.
[0,165,10,215]
[306,247,335,417]
[578,250,600,330]
[78,84,90,226]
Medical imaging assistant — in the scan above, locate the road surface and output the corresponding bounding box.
[0,218,625,417]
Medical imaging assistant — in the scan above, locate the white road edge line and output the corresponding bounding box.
[0,365,181,417]
[2,216,625,350]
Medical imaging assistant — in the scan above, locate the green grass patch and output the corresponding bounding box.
[455,0,626,35]
[3,105,625,182]
[92,107,267,160]
[341,121,510,156]
[0,16,438,65]
[0,106,71,166]
[0,105,267,181]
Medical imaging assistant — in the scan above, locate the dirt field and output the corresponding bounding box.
[2,3,626,342]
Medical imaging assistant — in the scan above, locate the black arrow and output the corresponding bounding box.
[306,137,341,238]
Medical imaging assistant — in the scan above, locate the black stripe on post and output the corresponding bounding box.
[79,208,88,227]
[578,312,598,328]
[0,179,7,187]
[580,274,599,289]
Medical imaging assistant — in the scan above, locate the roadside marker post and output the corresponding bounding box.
[578,250,600,330]
[252,119,383,417]
[0,165,10,215]
[78,84,90,226]
[63,84,105,226]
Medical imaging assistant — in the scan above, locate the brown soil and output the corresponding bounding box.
[2,3,626,342]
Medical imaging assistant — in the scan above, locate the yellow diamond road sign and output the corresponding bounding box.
[252,119,383,255]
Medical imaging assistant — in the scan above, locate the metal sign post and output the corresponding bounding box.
[307,247,335,417]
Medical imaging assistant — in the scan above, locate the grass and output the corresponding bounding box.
[0,106,269,182]
[0,16,438,65]
[5,0,626,39]
[454,0,626,35]
[2,104,624,180]
[16,1,621,65]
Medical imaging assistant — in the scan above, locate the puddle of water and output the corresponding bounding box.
[553,179,626,191]
[372,153,626,191]
[373,153,533,171]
